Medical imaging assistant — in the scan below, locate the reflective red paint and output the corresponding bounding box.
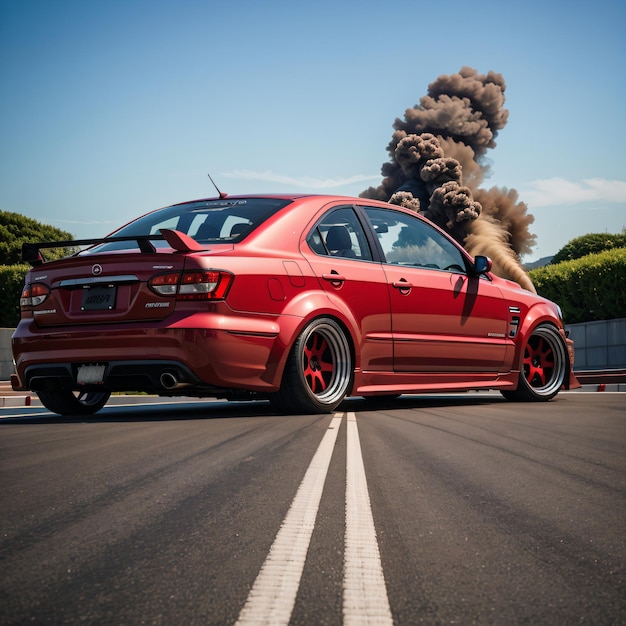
[11,194,580,415]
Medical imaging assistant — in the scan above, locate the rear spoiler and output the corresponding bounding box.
[22,229,206,267]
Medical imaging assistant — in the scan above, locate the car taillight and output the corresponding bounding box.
[20,283,50,308]
[149,270,233,300]
[150,273,179,296]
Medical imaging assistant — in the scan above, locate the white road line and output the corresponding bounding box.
[235,414,342,626]
[344,412,394,626]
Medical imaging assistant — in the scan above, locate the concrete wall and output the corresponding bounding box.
[0,328,15,380]
[565,317,626,370]
[2,319,624,381]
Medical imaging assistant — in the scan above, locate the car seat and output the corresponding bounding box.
[326,225,356,258]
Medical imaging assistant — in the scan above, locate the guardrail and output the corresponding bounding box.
[574,369,626,385]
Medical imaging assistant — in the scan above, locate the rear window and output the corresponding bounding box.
[85,198,292,253]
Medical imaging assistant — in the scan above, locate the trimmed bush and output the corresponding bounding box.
[0,264,28,327]
[0,210,74,265]
[529,248,626,323]
[0,211,76,328]
[550,232,626,264]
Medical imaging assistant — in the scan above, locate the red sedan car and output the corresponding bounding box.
[11,194,579,415]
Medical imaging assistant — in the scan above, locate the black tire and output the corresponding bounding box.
[270,317,353,414]
[501,325,568,402]
[37,389,111,416]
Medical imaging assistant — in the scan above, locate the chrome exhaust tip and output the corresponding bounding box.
[160,371,190,390]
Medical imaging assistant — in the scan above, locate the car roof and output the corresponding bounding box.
[166,193,314,207]
[164,193,388,208]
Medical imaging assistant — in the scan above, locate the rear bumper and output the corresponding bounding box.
[18,360,201,394]
[11,313,299,394]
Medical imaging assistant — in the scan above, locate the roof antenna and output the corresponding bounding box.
[208,173,227,199]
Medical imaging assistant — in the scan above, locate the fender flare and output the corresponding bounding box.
[260,290,363,389]
[515,302,573,387]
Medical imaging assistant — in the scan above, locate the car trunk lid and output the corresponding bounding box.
[23,230,207,328]
[26,251,188,327]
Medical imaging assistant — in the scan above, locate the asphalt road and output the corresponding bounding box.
[1,393,624,625]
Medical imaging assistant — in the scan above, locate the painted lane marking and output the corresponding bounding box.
[344,411,394,626]
[235,414,342,626]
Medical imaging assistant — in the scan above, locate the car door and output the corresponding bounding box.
[361,206,509,374]
[304,206,392,372]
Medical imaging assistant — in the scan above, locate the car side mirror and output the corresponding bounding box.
[473,255,492,276]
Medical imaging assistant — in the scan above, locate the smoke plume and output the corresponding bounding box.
[361,66,536,292]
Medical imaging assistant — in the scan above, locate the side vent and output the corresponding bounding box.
[509,306,521,338]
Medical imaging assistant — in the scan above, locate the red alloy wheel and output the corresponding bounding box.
[523,334,555,388]
[271,317,353,413]
[501,324,568,402]
[303,331,334,394]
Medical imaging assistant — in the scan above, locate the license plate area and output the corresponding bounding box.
[81,285,117,311]
[77,364,106,385]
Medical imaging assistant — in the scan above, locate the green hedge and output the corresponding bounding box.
[550,232,626,264]
[529,248,626,324]
[0,264,28,327]
[0,210,73,265]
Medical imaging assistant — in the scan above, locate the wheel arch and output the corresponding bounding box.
[514,302,570,374]
[263,291,361,391]
[512,315,573,396]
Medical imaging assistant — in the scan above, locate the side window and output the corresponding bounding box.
[307,207,372,261]
[363,207,466,271]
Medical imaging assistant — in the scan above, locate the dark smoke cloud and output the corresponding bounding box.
[361,66,536,292]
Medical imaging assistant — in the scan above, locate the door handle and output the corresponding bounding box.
[392,280,413,289]
[322,272,346,283]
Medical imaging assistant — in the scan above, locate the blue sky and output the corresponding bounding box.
[1,0,624,261]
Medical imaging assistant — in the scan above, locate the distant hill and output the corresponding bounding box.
[523,256,553,270]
